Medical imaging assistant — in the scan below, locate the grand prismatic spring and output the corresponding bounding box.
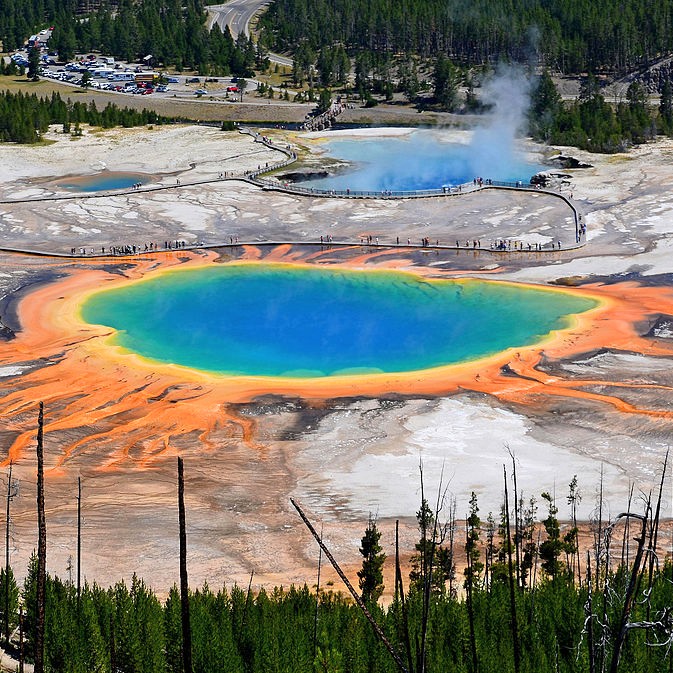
[80,264,597,378]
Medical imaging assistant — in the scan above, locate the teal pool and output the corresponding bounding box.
[305,131,543,192]
[58,171,150,192]
[80,265,597,377]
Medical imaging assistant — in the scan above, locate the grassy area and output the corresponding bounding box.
[0,74,78,95]
[0,75,313,123]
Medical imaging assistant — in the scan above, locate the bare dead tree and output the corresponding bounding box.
[239,570,254,642]
[35,402,46,673]
[620,483,634,569]
[646,450,669,626]
[4,461,17,646]
[503,465,520,673]
[395,520,414,673]
[586,488,670,673]
[291,498,410,673]
[77,476,82,615]
[607,505,651,673]
[595,464,605,584]
[506,446,521,588]
[313,524,323,661]
[585,550,596,673]
[528,529,541,625]
[445,497,457,599]
[419,462,450,673]
[595,465,608,673]
[177,456,193,673]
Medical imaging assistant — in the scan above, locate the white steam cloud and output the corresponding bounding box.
[304,65,537,191]
[466,64,533,181]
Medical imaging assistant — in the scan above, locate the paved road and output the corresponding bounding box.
[206,0,293,68]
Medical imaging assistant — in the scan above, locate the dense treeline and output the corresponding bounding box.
[259,0,673,75]
[2,467,671,672]
[0,556,669,672]
[0,0,75,54]
[0,90,174,143]
[529,72,673,152]
[0,0,256,76]
[49,0,258,75]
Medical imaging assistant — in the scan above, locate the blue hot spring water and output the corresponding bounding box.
[303,131,543,192]
[58,171,150,192]
[80,265,597,378]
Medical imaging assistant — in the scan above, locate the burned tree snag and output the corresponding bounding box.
[177,456,193,673]
[291,498,410,673]
[35,402,46,673]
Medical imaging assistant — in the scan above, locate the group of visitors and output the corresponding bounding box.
[69,240,191,256]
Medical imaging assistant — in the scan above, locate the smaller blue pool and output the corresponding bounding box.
[58,171,151,192]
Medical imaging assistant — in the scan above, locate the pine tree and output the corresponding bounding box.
[465,492,484,587]
[27,46,40,81]
[539,492,565,578]
[357,516,386,603]
[433,55,461,111]
[530,71,562,142]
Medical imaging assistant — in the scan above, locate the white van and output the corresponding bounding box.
[93,68,115,78]
[109,72,135,81]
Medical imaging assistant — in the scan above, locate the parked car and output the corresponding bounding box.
[186,77,200,83]
[166,77,179,83]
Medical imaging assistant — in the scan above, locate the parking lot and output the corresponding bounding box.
[9,49,252,103]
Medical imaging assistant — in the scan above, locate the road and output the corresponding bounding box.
[206,0,293,68]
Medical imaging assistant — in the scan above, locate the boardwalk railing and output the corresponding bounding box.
[239,130,583,244]
[0,127,585,258]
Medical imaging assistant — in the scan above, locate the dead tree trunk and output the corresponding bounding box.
[4,461,12,645]
[586,551,596,673]
[608,508,650,673]
[646,451,668,623]
[395,520,415,673]
[239,570,254,644]
[503,465,520,673]
[177,456,192,673]
[77,476,82,614]
[292,498,410,673]
[507,447,521,588]
[313,524,323,661]
[35,402,46,673]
